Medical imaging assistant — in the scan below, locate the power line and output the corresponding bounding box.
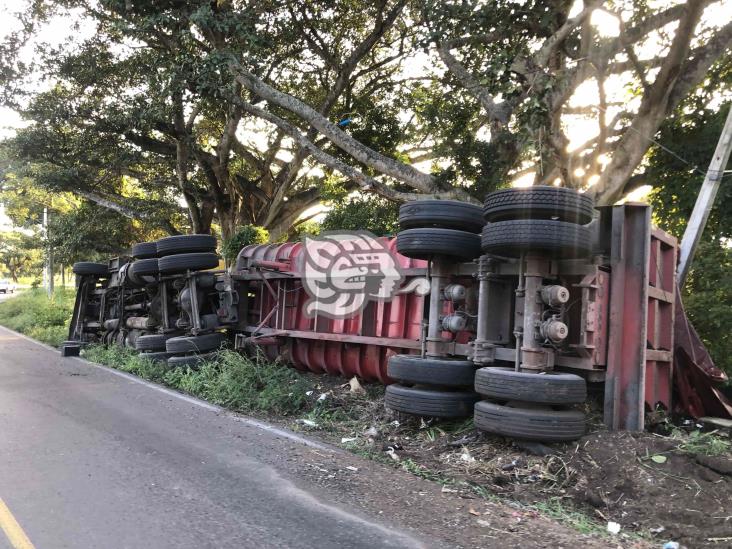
[592,102,732,180]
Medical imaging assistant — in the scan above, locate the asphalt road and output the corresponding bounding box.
[0,325,428,549]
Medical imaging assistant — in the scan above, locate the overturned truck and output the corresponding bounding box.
[68,187,732,441]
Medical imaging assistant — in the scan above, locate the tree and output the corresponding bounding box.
[320,195,399,236]
[7,0,732,243]
[1,143,164,265]
[8,0,413,240]
[221,225,269,262]
[0,231,42,282]
[46,202,162,265]
[647,96,732,375]
[226,0,732,205]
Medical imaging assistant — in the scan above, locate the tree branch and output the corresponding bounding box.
[76,190,180,235]
[437,45,511,124]
[230,65,440,194]
[669,18,732,107]
[231,96,476,204]
[535,4,596,68]
[594,0,709,205]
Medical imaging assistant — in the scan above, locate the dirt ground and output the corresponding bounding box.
[278,374,732,549]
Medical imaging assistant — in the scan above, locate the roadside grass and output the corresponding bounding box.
[0,288,74,346]
[84,345,315,416]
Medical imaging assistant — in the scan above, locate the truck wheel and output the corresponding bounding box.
[385,385,479,418]
[135,333,174,352]
[156,235,217,257]
[474,400,586,442]
[481,219,592,258]
[129,258,159,277]
[167,352,217,369]
[158,253,220,274]
[72,262,108,276]
[387,355,477,387]
[131,241,158,259]
[474,367,586,405]
[397,228,481,261]
[483,187,594,224]
[398,200,484,233]
[166,332,225,353]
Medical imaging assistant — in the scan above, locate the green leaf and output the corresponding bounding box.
[650,454,667,464]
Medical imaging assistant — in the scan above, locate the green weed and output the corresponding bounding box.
[532,497,606,536]
[0,288,74,346]
[84,346,312,416]
[83,345,171,381]
[400,458,447,483]
[674,429,731,456]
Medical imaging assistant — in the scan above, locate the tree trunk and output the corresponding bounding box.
[217,206,236,243]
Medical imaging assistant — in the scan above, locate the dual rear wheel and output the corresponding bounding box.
[389,187,594,441]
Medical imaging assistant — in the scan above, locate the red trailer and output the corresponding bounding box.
[68,188,732,441]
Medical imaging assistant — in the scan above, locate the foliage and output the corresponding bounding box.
[83,346,314,416]
[320,195,399,236]
[648,104,732,239]
[0,231,43,281]
[3,0,413,238]
[532,498,607,537]
[47,202,161,264]
[678,240,732,377]
[648,101,732,375]
[288,220,321,242]
[221,225,269,262]
[1,141,173,264]
[0,288,74,346]
[172,351,311,416]
[3,0,731,241]
[82,344,180,384]
[673,429,731,457]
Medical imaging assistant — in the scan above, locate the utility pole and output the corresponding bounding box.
[43,206,54,297]
[677,107,732,286]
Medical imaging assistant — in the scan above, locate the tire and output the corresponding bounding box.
[474,400,586,442]
[135,333,175,352]
[158,253,220,274]
[72,262,108,276]
[157,235,217,257]
[385,385,479,418]
[481,219,592,258]
[387,355,477,387]
[399,200,484,233]
[140,351,173,363]
[474,367,586,405]
[129,258,159,277]
[167,352,218,369]
[483,187,594,224]
[396,228,481,261]
[131,241,158,259]
[166,332,225,353]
